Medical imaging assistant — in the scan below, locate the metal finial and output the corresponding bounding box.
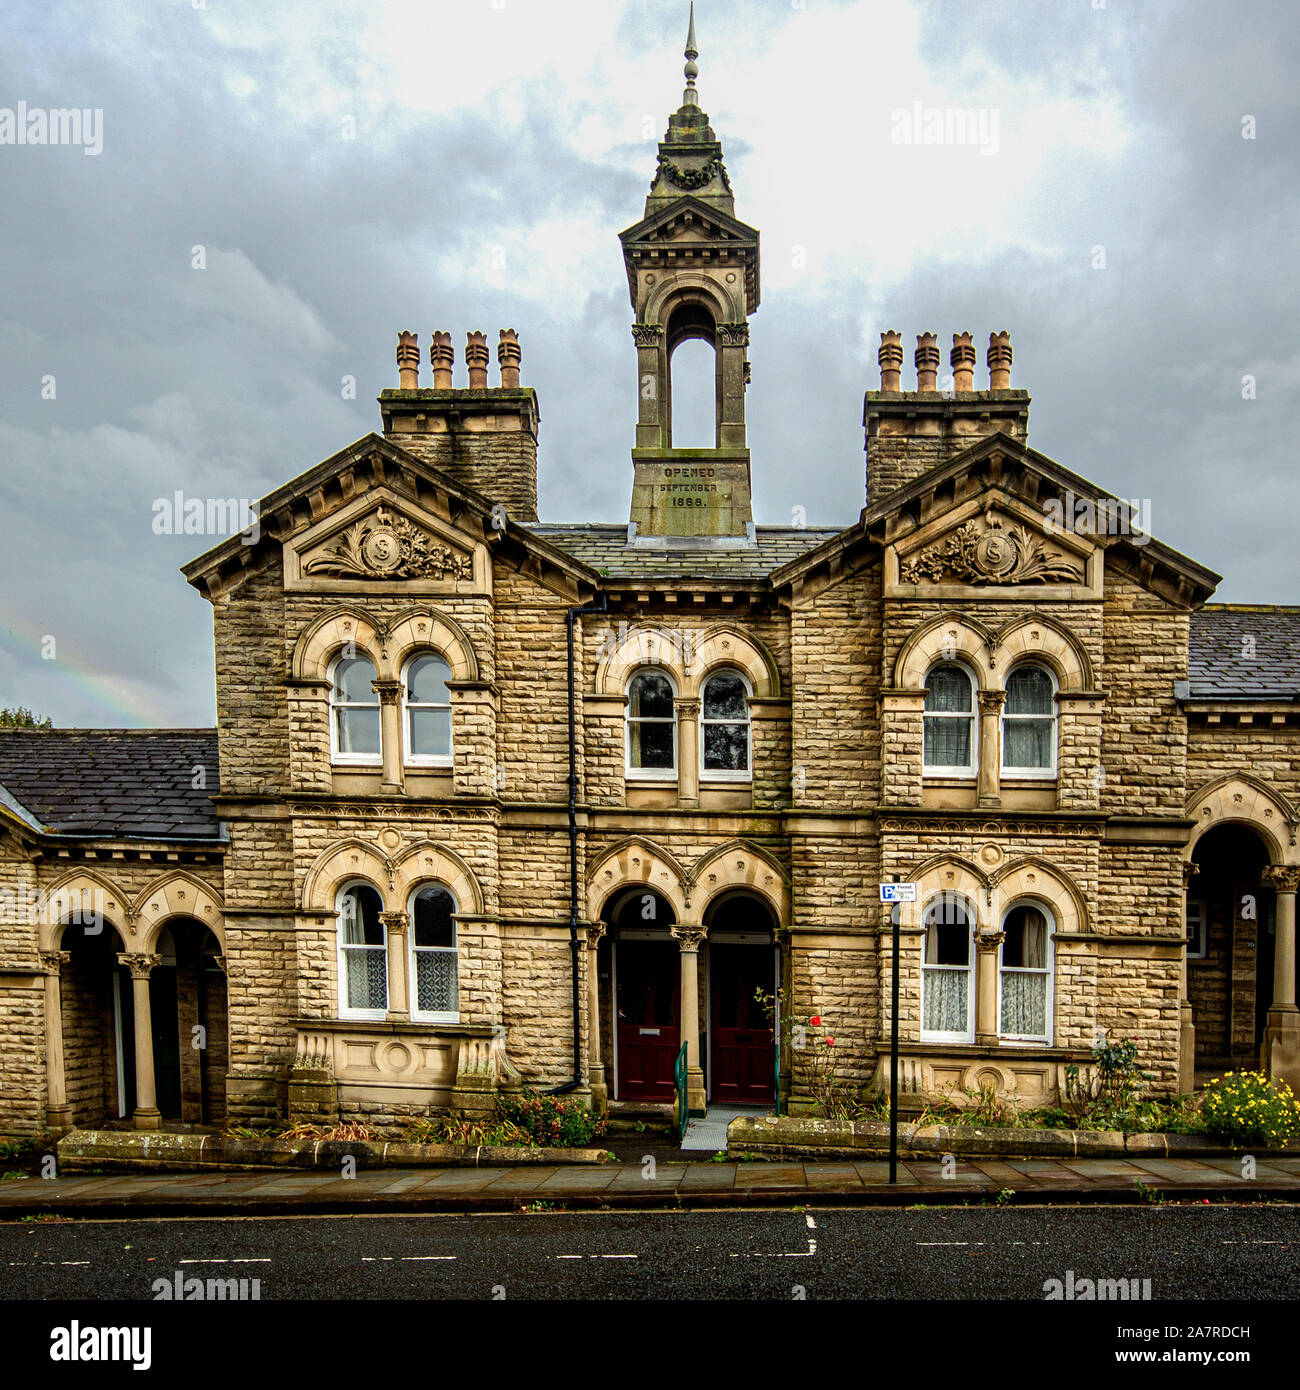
[683,2,699,106]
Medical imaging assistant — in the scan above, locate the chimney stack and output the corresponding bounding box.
[396,331,420,390]
[988,331,1013,390]
[466,331,489,389]
[951,332,976,392]
[430,331,454,389]
[878,330,903,392]
[498,329,521,389]
[915,332,939,391]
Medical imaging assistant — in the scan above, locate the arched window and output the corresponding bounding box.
[408,883,459,1022]
[1002,665,1057,776]
[921,892,974,1042]
[337,882,386,1019]
[626,669,677,778]
[700,670,751,779]
[923,664,976,775]
[403,653,453,766]
[329,653,381,765]
[999,902,1053,1041]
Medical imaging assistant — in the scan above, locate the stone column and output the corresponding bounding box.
[119,954,162,1130]
[373,680,404,793]
[976,690,1005,809]
[1179,861,1199,1093]
[717,322,749,449]
[671,926,707,1117]
[975,931,1004,1045]
[1262,866,1300,1090]
[632,324,666,449]
[381,911,409,1019]
[39,951,72,1129]
[676,699,700,807]
[585,923,608,1112]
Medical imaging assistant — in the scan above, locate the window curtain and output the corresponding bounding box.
[923,967,969,1034]
[1000,909,1047,1035]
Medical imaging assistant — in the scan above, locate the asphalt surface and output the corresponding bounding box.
[3,1205,1298,1302]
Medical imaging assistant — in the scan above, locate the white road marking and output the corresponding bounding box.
[916,1241,985,1247]
[730,1240,817,1259]
[805,1214,817,1230]
[554,1254,637,1260]
[400,1255,456,1262]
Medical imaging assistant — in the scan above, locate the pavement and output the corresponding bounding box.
[2,1153,1299,1217]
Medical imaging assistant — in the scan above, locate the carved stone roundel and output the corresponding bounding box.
[362,525,403,574]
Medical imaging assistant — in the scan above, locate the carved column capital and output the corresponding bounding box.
[38,950,71,976]
[585,922,607,949]
[977,690,1007,713]
[117,953,161,979]
[1264,865,1300,894]
[718,322,750,348]
[975,930,1005,954]
[670,925,707,954]
[379,911,409,933]
[372,681,404,706]
[632,324,664,347]
[674,699,701,718]
[1182,861,1201,887]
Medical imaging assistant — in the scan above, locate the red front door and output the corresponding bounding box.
[615,938,680,1101]
[709,944,774,1103]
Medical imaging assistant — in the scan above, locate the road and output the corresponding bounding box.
[2,1204,1297,1301]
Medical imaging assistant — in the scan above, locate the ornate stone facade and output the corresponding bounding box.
[0,23,1296,1140]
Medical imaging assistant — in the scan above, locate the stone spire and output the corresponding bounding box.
[682,2,699,107]
[644,4,734,217]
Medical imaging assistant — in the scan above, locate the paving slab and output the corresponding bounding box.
[678,1165,736,1189]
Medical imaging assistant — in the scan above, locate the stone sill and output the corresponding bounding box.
[57,1129,612,1174]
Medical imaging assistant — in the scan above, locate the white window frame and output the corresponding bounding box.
[922,662,979,780]
[1001,662,1059,779]
[336,880,388,1021]
[402,652,454,769]
[407,883,460,1024]
[699,669,753,784]
[625,667,678,782]
[997,900,1054,1044]
[920,893,976,1043]
[1186,898,1207,959]
[328,651,382,767]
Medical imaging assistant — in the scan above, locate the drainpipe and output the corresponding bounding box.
[545,591,608,1095]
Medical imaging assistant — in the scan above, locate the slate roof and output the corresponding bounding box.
[0,730,222,840]
[1188,607,1300,699]
[525,523,845,581]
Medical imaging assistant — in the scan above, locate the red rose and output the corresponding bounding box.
[825,1037,835,1046]
[810,1016,821,1027]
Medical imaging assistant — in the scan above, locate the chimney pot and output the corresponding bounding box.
[951,331,976,392]
[498,328,522,389]
[466,331,490,389]
[430,331,454,390]
[988,330,1013,390]
[878,330,903,392]
[396,331,420,390]
[915,332,940,391]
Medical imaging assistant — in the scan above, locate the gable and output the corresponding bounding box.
[286,488,489,597]
[888,492,1099,600]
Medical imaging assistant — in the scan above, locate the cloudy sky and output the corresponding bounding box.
[1,0,1296,728]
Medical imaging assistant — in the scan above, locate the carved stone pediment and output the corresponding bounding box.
[900,515,1083,587]
[285,490,488,594]
[888,500,1098,598]
[302,507,471,583]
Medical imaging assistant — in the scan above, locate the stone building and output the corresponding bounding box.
[1,20,1298,1136]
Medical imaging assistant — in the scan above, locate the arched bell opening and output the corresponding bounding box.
[665,300,720,449]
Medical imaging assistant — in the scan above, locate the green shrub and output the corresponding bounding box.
[496,1089,609,1148]
[1201,1071,1299,1148]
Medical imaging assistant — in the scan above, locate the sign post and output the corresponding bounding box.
[879,882,917,1183]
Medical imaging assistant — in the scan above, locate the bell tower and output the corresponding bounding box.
[619,4,761,538]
